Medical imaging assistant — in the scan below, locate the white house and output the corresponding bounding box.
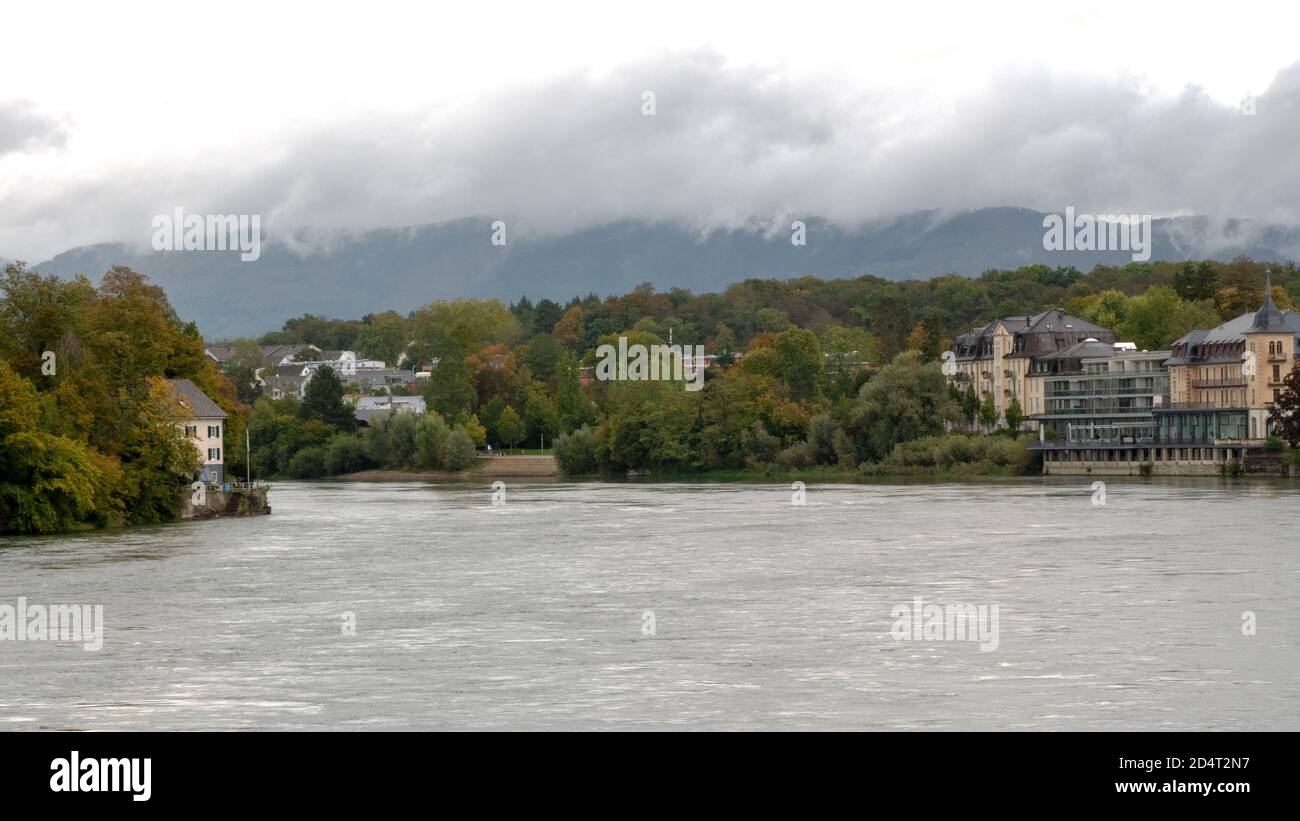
[167,379,228,484]
[354,395,427,426]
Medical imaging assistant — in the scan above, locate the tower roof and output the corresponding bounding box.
[1248,270,1289,333]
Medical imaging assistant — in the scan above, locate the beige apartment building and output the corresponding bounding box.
[950,309,1117,428]
[1028,273,1298,474]
[1161,272,1299,444]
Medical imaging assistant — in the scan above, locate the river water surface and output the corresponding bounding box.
[1,478,1296,730]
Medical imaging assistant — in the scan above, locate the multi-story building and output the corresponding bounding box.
[1029,344,1170,472]
[1154,272,1299,458]
[950,309,1116,427]
[168,378,228,484]
[1034,273,1298,474]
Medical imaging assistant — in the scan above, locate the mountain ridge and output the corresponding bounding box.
[18,207,1300,339]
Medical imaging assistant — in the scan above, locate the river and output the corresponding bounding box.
[1,477,1296,730]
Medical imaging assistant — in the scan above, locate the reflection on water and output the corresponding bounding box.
[1,477,1296,730]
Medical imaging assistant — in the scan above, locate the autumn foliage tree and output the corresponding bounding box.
[1270,361,1300,448]
[0,263,235,533]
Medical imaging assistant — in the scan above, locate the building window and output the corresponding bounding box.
[185,425,197,438]
[207,448,221,462]
[208,425,221,438]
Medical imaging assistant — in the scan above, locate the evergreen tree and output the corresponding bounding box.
[300,365,355,431]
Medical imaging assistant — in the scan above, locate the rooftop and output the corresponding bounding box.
[166,378,227,418]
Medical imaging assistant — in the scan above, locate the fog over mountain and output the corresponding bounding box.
[6,32,1300,338]
[22,207,1300,339]
[4,52,1300,262]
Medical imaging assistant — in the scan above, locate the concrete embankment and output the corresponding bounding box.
[180,486,271,520]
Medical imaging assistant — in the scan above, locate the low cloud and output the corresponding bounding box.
[0,100,66,156]
[3,53,1300,261]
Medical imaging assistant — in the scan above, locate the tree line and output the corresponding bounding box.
[4,256,1298,533]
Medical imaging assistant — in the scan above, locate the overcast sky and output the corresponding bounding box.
[2,0,1299,261]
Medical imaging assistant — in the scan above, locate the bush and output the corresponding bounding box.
[1223,459,1243,477]
[876,433,1034,474]
[1264,434,1285,452]
[554,425,600,474]
[440,429,477,471]
[776,441,816,470]
[832,428,859,469]
[740,421,781,466]
[386,413,419,466]
[287,445,328,479]
[363,422,391,466]
[807,414,838,464]
[413,414,451,469]
[325,433,370,475]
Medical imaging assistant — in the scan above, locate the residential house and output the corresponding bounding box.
[354,395,427,426]
[349,367,420,394]
[260,364,314,400]
[167,378,228,484]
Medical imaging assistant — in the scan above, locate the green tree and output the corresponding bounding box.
[496,405,525,451]
[755,307,792,333]
[553,425,599,473]
[440,429,477,470]
[356,312,408,365]
[849,351,961,461]
[1172,261,1220,302]
[554,353,587,431]
[856,287,912,358]
[118,378,204,524]
[978,394,997,431]
[325,433,370,475]
[524,387,560,447]
[300,365,355,431]
[424,356,477,418]
[820,325,880,398]
[524,333,561,380]
[961,385,979,427]
[0,360,107,534]
[220,338,266,405]
[287,446,328,478]
[413,413,452,469]
[1004,397,1024,436]
[407,299,521,363]
[772,327,824,401]
[1082,289,1128,332]
[1117,287,1183,350]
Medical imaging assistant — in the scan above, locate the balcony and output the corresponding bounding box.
[1046,387,1163,398]
[1156,402,1248,411]
[1190,377,1246,389]
[1267,352,1289,362]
